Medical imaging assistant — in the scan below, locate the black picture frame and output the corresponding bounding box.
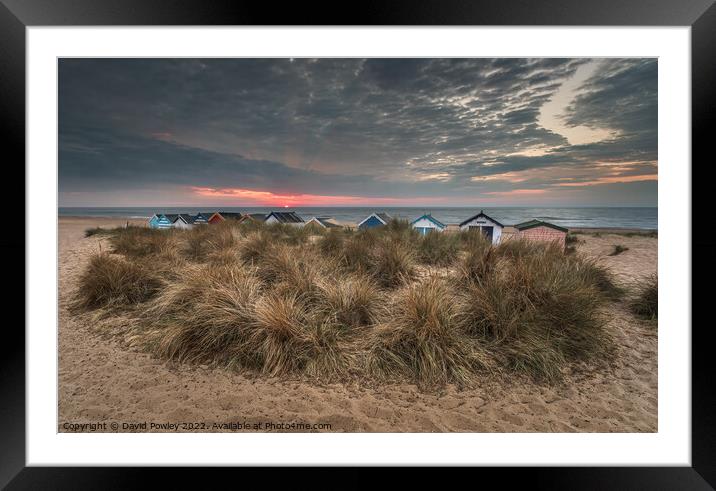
[2,0,713,487]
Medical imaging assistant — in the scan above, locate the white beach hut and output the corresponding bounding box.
[172,214,195,230]
[458,210,504,245]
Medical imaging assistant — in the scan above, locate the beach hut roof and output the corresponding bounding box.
[217,212,243,220]
[309,216,341,228]
[174,213,195,224]
[411,214,446,228]
[376,212,392,223]
[238,213,267,223]
[163,214,179,222]
[514,219,568,233]
[358,212,392,227]
[266,211,305,223]
[459,210,504,228]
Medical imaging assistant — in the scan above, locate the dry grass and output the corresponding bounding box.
[72,222,630,389]
[317,228,345,257]
[369,238,416,288]
[317,273,379,329]
[249,292,351,378]
[239,231,272,264]
[608,244,629,256]
[565,233,581,245]
[631,274,658,321]
[72,253,162,311]
[253,244,327,301]
[416,231,461,266]
[84,227,112,237]
[109,225,178,258]
[184,223,236,260]
[339,230,376,272]
[457,241,613,381]
[367,276,486,388]
[146,264,261,368]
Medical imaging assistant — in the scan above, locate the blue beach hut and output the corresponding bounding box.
[148,214,175,229]
[357,212,391,230]
[192,213,210,225]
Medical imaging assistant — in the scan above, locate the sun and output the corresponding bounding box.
[283,204,289,208]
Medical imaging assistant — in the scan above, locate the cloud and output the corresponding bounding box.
[190,186,446,206]
[58,58,658,206]
[483,189,547,196]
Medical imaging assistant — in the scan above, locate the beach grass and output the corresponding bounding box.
[72,221,628,388]
[631,274,658,321]
[416,230,461,266]
[608,244,629,256]
[84,227,112,237]
[72,253,163,311]
[367,275,487,388]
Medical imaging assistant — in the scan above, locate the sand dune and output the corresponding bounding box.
[58,218,657,432]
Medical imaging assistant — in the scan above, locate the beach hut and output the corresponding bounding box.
[207,212,243,224]
[148,213,174,229]
[513,219,568,248]
[411,214,446,235]
[264,211,305,226]
[305,216,342,230]
[237,213,267,224]
[459,210,504,245]
[172,214,196,230]
[192,213,210,225]
[357,212,391,230]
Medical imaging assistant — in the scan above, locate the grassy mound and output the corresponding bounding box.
[72,222,627,389]
[369,238,416,288]
[631,274,657,321]
[72,253,162,311]
[146,264,261,367]
[249,292,351,378]
[317,273,379,329]
[416,231,461,266]
[317,228,345,257]
[184,223,236,260]
[109,226,178,258]
[367,276,484,387]
[340,230,376,272]
[459,241,612,381]
[239,231,272,264]
[253,244,327,301]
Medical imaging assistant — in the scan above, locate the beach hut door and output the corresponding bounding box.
[481,226,494,242]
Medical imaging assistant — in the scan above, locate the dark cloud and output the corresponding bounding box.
[563,59,657,136]
[58,58,657,206]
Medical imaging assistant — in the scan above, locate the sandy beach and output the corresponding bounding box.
[58,216,657,432]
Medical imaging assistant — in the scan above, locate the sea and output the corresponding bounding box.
[58,207,658,230]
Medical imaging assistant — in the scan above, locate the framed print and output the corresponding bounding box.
[3,0,714,486]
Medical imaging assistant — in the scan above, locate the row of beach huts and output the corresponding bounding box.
[148,210,569,247]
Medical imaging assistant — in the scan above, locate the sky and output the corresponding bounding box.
[58,58,657,208]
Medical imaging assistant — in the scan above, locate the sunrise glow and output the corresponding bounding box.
[190,186,447,207]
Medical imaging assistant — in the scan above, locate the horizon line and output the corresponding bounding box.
[59,205,658,209]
